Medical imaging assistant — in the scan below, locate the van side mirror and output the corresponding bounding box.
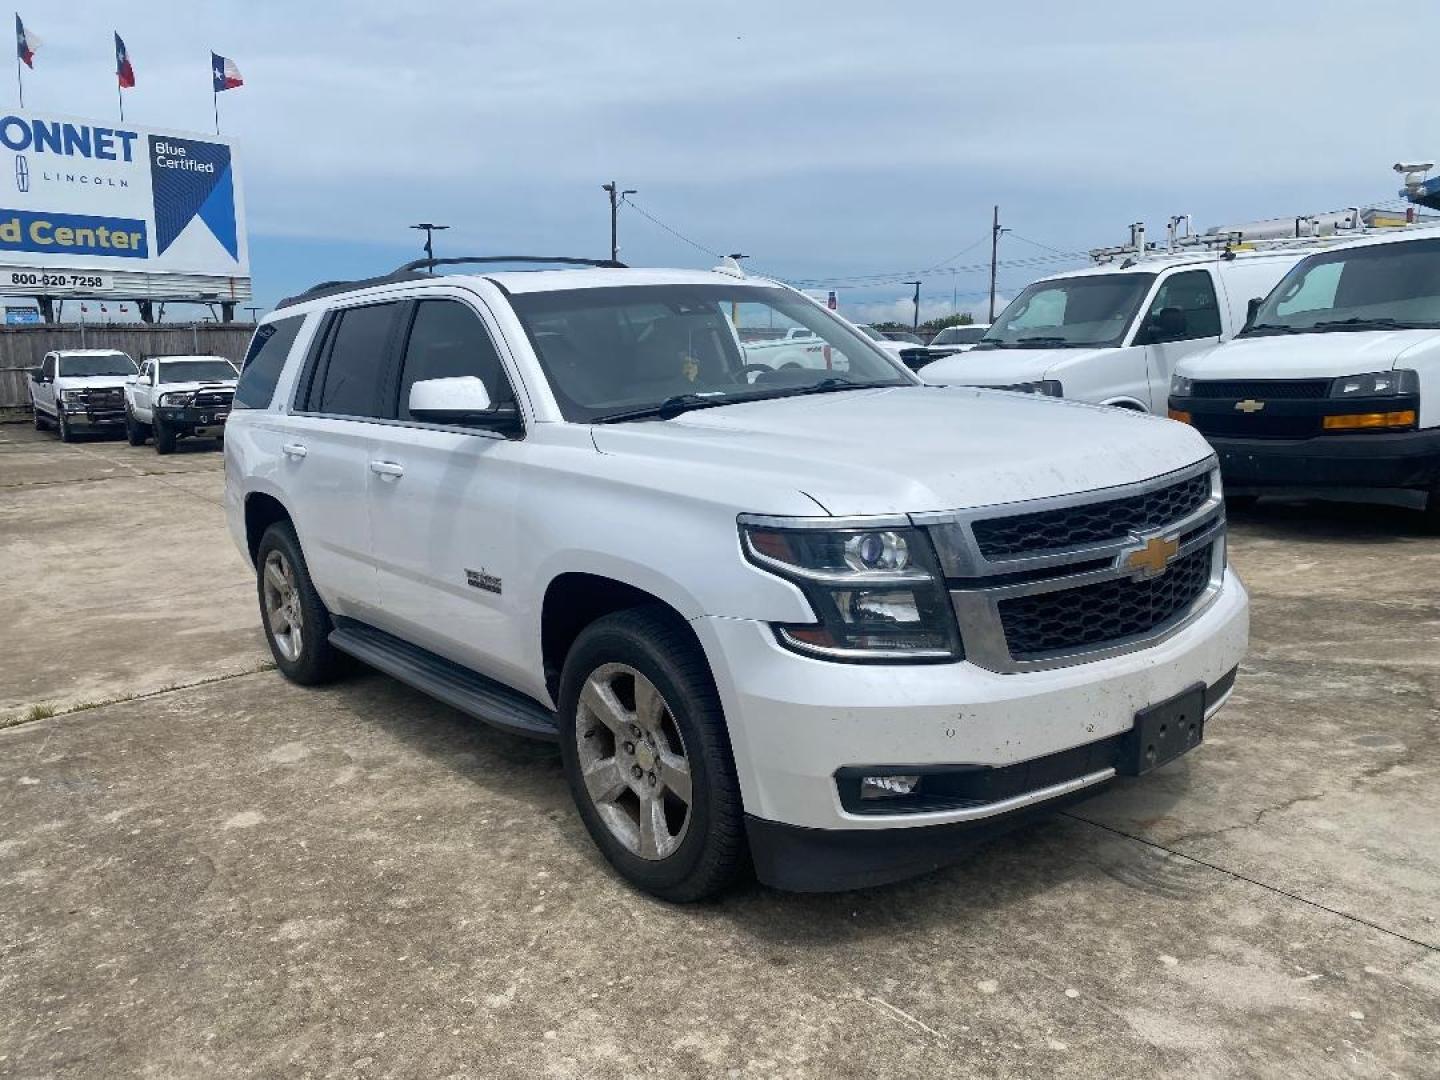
[1244,297,1263,330]
[30,367,45,382]
[408,376,518,431]
[1139,306,1187,345]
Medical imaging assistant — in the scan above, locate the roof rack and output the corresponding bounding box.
[395,255,628,273]
[275,254,628,310]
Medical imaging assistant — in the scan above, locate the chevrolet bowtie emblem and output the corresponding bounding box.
[1125,535,1180,578]
[1234,399,1265,413]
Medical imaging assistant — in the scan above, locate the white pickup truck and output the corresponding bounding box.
[124,354,239,453]
[29,349,137,442]
[226,256,1248,900]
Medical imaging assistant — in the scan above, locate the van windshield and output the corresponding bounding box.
[1245,238,1440,335]
[977,273,1156,349]
[57,353,135,377]
[508,284,910,423]
[931,325,986,346]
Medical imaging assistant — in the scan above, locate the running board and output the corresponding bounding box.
[329,620,559,742]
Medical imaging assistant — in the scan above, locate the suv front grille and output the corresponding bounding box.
[972,472,1211,558]
[1189,379,1328,399]
[996,544,1214,660]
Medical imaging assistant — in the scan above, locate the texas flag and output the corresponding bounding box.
[115,32,135,88]
[211,52,243,92]
[15,15,38,68]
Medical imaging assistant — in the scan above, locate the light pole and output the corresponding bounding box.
[602,182,636,263]
[903,281,922,334]
[410,222,450,266]
[988,206,1009,322]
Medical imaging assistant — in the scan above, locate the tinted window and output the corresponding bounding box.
[58,352,135,377]
[159,359,239,382]
[982,274,1155,348]
[42,356,55,378]
[397,301,512,420]
[315,303,399,418]
[1252,238,1440,332]
[235,316,303,410]
[1143,270,1222,341]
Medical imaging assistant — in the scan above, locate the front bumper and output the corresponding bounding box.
[61,407,125,427]
[1203,427,1440,493]
[156,404,230,435]
[693,567,1247,866]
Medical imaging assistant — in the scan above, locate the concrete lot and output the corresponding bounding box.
[2,421,1438,1079]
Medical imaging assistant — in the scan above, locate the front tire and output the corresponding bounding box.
[32,405,48,431]
[56,409,74,443]
[557,607,746,902]
[255,521,343,685]
[125,406,149,446]
[154,417,177,454]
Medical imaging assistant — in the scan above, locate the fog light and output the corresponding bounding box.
[860,774,920,799]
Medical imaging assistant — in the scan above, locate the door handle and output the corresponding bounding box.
[282,443,308,459]
[369,460,405,478]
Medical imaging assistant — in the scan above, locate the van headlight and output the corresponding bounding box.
[740,519,962,662]
[1330,370,1418,397]
[1171,375,1194,397]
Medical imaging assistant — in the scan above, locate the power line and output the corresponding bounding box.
[1008,231,1086,258]
[619,197,724,260]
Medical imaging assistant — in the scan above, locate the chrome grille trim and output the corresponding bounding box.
[911,458,1226,673]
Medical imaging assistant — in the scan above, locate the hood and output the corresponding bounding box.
[920,346,1110,386]
[54,374,132,390]
[154,378,238,394]
[589,385,1212,517]
[1177,329,1440,381]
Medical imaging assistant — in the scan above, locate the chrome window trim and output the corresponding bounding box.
[915,458,1227,674]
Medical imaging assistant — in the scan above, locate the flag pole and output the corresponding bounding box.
[15,53,22,109]
[117,82,124,122]
[213,89,219,135]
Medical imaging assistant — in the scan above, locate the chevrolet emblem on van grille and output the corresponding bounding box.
[1123,535,1180,579]
[1234,399,1266,413]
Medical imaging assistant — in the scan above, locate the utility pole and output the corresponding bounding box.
[409,222,450,266]
[988,205,1009,322]
[602,181,636,263]
[904,281,922,333]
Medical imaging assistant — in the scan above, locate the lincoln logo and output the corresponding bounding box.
[14,154,28,193]
[1124,535,1180,579]
[1234,399,1265,413]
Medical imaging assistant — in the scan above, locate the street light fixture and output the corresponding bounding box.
[410,222,450,265]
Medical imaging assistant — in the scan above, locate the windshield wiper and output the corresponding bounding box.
[1239,323,1309,337]
[591,393,733,424]
[1311,317,1437,332]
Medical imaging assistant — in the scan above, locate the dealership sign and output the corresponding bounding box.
[0,112,248,283]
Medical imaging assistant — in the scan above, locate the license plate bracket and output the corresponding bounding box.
[1119,685,1205,776]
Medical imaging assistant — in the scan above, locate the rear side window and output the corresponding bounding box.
[396,300,513,420]
[235,316,304,410]
[315,303,401,418]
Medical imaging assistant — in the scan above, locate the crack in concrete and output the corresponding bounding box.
[1066,813,1440,954]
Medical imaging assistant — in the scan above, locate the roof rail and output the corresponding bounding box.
[394,255,627,274]
[275,255,629,310]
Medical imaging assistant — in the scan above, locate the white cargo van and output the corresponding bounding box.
[1170,226,1440,526]
[921,243,1309,412]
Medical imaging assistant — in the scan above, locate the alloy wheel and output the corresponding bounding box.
[575,662,693,860]
[262,549,304,662]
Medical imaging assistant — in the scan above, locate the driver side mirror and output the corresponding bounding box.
[408,376,519,431]
[30,367,45,382]
[1138,306,1187,346]
[1244,297,1263,330]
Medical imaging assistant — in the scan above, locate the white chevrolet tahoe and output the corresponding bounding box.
[123,354,239,453]
[225,256,1249,900]
[29,348,138,441]
[1170,229,1440,527]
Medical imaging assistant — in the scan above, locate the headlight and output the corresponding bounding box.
[1329,370,1418,397]
[740,520,962,662]
[159,390,195,407]
[1171,375,1194,397]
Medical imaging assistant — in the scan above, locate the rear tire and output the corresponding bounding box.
[154,417,176,455]
[32,406,48,431]
[557,607,746,902]
[255,520,343,685]
[56,409,74,443]
[124,406,148,446]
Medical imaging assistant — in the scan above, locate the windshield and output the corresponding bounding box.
[886,332,924,344]
[1246,238,1440,335]
[508,284,911,423]
[979,273,1156,348]
[856,325,888,342]
[932,326,986,345]
[58,352,135,377]
[158,359,238,382]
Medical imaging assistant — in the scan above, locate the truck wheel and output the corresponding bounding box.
[154,417,177,455]
[1423,487,1440,535]
[56,410,74,443]
[557,607,746,902]
[255,521,343,685]
[124,407,148,446]
[32,407,48,431]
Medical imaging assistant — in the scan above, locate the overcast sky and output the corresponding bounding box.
[30,1,1440,320]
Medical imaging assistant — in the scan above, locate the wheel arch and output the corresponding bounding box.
[1101,396,1150,412]
[243,491,294,566]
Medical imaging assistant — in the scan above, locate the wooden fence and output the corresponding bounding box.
[0,323,256,410]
